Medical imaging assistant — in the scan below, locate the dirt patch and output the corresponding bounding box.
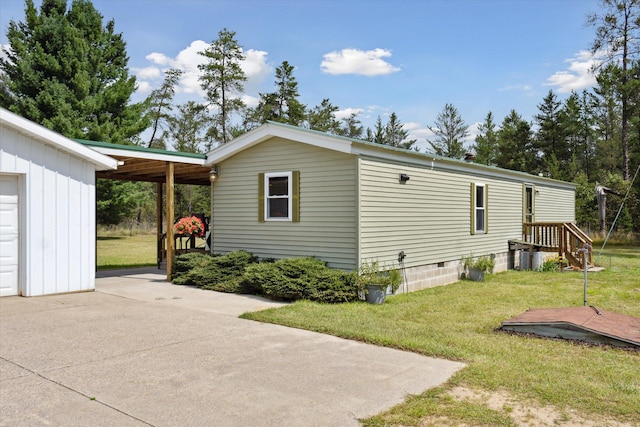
[435,386,633,427]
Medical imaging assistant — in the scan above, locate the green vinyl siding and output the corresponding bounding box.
[359,157,524,267]
[212,137,358,270]
[534,185,575,223]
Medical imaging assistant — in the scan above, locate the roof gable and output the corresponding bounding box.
[0,108,117,171]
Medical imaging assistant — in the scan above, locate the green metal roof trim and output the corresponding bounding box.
[75,138,206,160]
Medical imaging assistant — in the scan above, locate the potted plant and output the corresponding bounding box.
[356,259,402,304]
[462,254,495,282]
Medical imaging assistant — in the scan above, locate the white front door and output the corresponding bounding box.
[0,175,19,296]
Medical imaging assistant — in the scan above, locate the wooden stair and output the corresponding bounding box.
[514,222,593,269]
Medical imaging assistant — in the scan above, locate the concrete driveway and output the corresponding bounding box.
[0,268,464,426]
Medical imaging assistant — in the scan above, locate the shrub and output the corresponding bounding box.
[244,257,359,303]
[540,255,564,272]
[307,269,359,303]
[172,252,217,286]
[172,250,259,293]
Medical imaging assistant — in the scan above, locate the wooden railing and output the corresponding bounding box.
[522,222,593,268]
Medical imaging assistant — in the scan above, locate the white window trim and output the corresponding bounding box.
[265,171,292,221]
[474,182,486,234]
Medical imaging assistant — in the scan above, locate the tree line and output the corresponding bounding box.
[1,0,638,233]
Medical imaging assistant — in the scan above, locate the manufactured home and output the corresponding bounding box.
[205,122,585,292]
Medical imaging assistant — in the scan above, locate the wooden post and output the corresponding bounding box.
[156,182,163,269]
[166,162,175,281]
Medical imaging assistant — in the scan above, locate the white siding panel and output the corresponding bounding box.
[0,123,98,296]
[213,137,358,270]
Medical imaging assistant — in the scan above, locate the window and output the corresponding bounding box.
[258,171,300,222]
[471,183,488,234]
[266,172,291,220]
[523,184,535,223]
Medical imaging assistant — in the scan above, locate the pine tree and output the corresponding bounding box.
[145,68,183,149]
[306,98,341,133]
[337,113,364,138]
[534,90,567,172]
[587,0,640,180]
[472,112,499,166]
[254,61,306,126]
[198,28,247,144]
[384,112,417,149]
[0,0,147,144]
[427,103,469,158]
[495,110,537,173]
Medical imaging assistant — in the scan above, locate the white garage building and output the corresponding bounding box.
[0,108,117,297]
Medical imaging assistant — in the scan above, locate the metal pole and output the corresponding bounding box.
[578,243,591,307]
[583,250,588,307]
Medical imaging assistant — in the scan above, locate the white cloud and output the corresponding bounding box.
[241,94,260,109]
[321,48,400,76]
[136,81,152,94]
[145,52,172,66]
[135,41,271,100]
[544,50,599,93]
[133,66,162,80]
[335,107,364,120]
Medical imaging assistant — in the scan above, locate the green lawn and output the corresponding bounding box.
[96,232,157,269]
[243,247,640,426]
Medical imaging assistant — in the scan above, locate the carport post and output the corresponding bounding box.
[156,182,163,267]
[166,162,175,281]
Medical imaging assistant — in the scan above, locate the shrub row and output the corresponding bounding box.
[172,251,359,303]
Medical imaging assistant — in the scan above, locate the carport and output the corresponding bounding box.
[78,140,214,280]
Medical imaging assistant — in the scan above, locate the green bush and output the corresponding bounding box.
[172,252,217,286]
[244,257,359,303]
[307,269,359,303]
[172,250,259,293]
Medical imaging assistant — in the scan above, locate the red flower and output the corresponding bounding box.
[174,216,205,237]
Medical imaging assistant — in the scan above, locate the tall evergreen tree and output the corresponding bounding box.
[587,0,640,180]
[472,112,499,166]
[337,112,364,138]
[495,110,537,173]
[306,98,341,133]
[0,0,147,143]
[593,64,624,177]
[365,114,416,149]
[145,68,183,148]
[252,61,305,126]
[198,28,246,144]
[561,91,598,180]
[427,103,469,158]
[168,101,213,153]
[534,90,567,172]
[367,116,386,144]
[384,112,417,149]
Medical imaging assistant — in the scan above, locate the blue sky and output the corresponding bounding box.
[1,0,603,150]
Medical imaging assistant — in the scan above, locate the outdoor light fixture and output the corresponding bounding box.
[399,173,410,183]
[209,166,219,182]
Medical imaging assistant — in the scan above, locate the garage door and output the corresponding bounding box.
[0,175,19,296]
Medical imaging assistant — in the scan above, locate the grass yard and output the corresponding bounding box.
[243,247,640,426]
[97,231,157,269]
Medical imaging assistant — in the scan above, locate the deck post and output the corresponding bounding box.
[166,162,175,281]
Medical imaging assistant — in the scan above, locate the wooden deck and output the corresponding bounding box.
[500,306,640,349]
[515,222,593,269]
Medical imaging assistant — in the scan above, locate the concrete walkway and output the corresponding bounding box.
[0,269,464,426]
